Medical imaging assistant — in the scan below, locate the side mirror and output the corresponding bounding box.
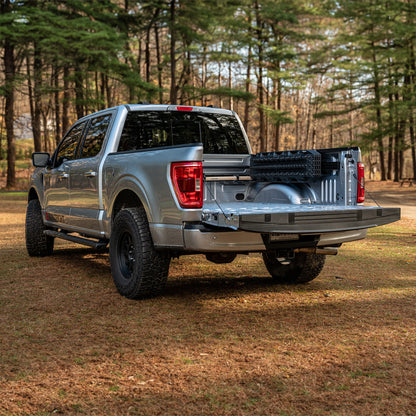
[32,152,51,168]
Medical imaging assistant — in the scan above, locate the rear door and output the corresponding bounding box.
[68,113,112,233]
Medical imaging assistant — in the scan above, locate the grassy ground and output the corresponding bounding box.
[0,192,415,415]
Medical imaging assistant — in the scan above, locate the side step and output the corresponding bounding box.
[44,230,108,249]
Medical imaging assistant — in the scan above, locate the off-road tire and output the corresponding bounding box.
[25,199,54,256]
[262,251,325,284]
[109,207,170,299]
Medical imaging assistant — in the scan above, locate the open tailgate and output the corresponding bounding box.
[201,202,401,233]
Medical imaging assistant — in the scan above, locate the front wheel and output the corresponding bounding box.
[262,251,325,284]
[109,207,170,299]
[25,199,54,257]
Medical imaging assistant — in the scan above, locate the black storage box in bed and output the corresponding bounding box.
[250,150,322,182]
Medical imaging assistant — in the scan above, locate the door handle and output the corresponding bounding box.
[59,172,69,179]
[84,171,97,178]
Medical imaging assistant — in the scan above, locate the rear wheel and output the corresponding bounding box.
[262,251,325,284]
[25,199,54,257]
[109,207,170,299]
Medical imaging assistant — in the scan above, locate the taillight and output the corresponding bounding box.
[357,162,365,203]
[171,162,203,208]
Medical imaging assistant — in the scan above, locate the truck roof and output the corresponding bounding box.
[124,104,236,115]
[75,104,237,124]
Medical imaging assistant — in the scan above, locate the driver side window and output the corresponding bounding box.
[55,122,86,166]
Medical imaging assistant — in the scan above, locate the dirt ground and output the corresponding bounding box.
[365,180,416,220]
[0,186,415,416]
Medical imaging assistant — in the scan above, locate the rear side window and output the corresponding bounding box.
[118,111,248,154]
[55,121,86,164]
[80,114,112,159]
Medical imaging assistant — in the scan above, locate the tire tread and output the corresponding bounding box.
[25,199,54,257]
[262,252,325,284]
[110,207,170,299]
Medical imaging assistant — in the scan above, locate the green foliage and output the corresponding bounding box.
[261,105,294,125]
[1,0,416,182]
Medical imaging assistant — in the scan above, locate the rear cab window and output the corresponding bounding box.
[118,110,249,154]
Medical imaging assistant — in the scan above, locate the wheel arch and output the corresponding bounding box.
[111,189,148,225]
[28,187,40,202]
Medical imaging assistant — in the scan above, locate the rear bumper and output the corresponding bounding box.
[182,226,368,252]
[151,204,399,253]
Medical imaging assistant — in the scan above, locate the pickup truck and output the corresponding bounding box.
[26,104,400,299]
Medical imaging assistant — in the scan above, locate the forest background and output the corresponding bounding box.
[1,0,416,189]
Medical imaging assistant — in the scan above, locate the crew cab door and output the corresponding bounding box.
[68,113,112,233]
[43,121,87,224]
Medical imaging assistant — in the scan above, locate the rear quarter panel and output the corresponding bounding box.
[102,144,204,232]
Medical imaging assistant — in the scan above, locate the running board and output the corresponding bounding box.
[44,230,108,249]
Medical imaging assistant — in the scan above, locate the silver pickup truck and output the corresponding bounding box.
[26,104,400,299]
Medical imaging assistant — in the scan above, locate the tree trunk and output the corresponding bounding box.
[180,45,192,104]
[371,41,386,180]
[272,70,282,151]
[255,0,266,152]
[201,45,207,107]
[329,98,334,148]
[62,65,70,135]
[218,62,223,108]
[169,0,177,104]
[154,22,163,103]
[399,129,405,180]
[387,56,395,180]
[295,89,300,148]
[54,65,61,145]
[145,8,160,98]
[244,41,252,132]
[406,0,416,178]
[305,89,312,149]
[387,92,394,180]
[228,59,233,111]
[26,55,35,143]
[409,114,416,179]
[105,74,112,108]
[74,65,84,119]
[4,31,16,188]
[394,90,400,182]
[145,21,151,84]
[138,37,143,84]
[42,109,50,153]
[311,127,317,149]
[410,49,416,179]
[30,43,42,152]
[0,98,5,160]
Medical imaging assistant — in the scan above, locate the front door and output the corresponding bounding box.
[43,121,87,225]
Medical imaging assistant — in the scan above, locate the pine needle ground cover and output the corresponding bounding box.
[0,191,415,416]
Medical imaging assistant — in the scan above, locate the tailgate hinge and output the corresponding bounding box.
[201,211,239,230]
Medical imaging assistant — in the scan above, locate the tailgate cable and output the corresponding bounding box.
[203,174,232,221]
[353,173,381,207]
